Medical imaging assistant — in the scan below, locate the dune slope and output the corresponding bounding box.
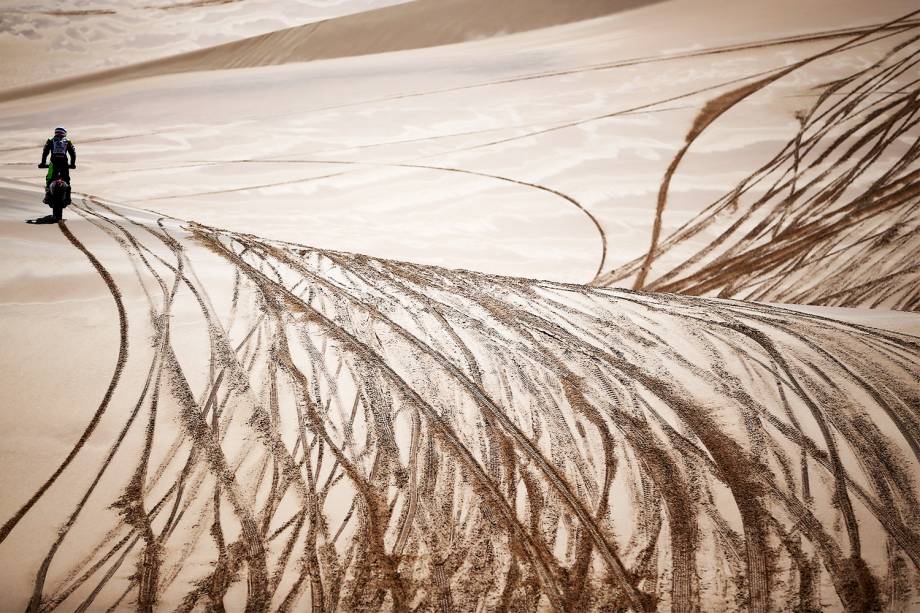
[1,189,918,610]
[0,1,918,610]
[597,12,920,310]
[0,0,658,102]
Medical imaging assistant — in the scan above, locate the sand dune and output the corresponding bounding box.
[596,12,920,309]
[1,0,919,610]
[0,0,411,89]
[3,0,916,289]
[1,186,918,610]
[0,0,658,102]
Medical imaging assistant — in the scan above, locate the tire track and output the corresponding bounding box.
[0,221,129,547]
[632,10,920,290]
[601,19,920,312]
[6,192,919,610]
[137,158,609,281]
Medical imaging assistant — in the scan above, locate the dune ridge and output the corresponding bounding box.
[0,0,657,103]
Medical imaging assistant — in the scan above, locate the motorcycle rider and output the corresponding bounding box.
[38,126,76,205]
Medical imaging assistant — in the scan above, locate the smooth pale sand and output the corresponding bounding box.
[0,0,409,88]
[0,0,918,610]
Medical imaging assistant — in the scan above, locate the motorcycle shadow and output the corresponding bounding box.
[26,215,62,225]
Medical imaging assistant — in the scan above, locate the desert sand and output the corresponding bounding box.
[0,0,918,611]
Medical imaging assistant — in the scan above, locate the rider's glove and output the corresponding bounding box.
[69,164,76,169]
[38,163,48,168]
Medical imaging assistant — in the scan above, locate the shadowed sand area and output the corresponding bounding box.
[0,0,919,610]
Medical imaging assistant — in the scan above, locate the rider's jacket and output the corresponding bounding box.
[41,136,76,166]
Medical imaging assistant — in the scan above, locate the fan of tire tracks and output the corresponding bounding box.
[598,23,920,310]
[1,197,918,612]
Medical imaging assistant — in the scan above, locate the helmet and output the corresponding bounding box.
[54,126,67,136]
